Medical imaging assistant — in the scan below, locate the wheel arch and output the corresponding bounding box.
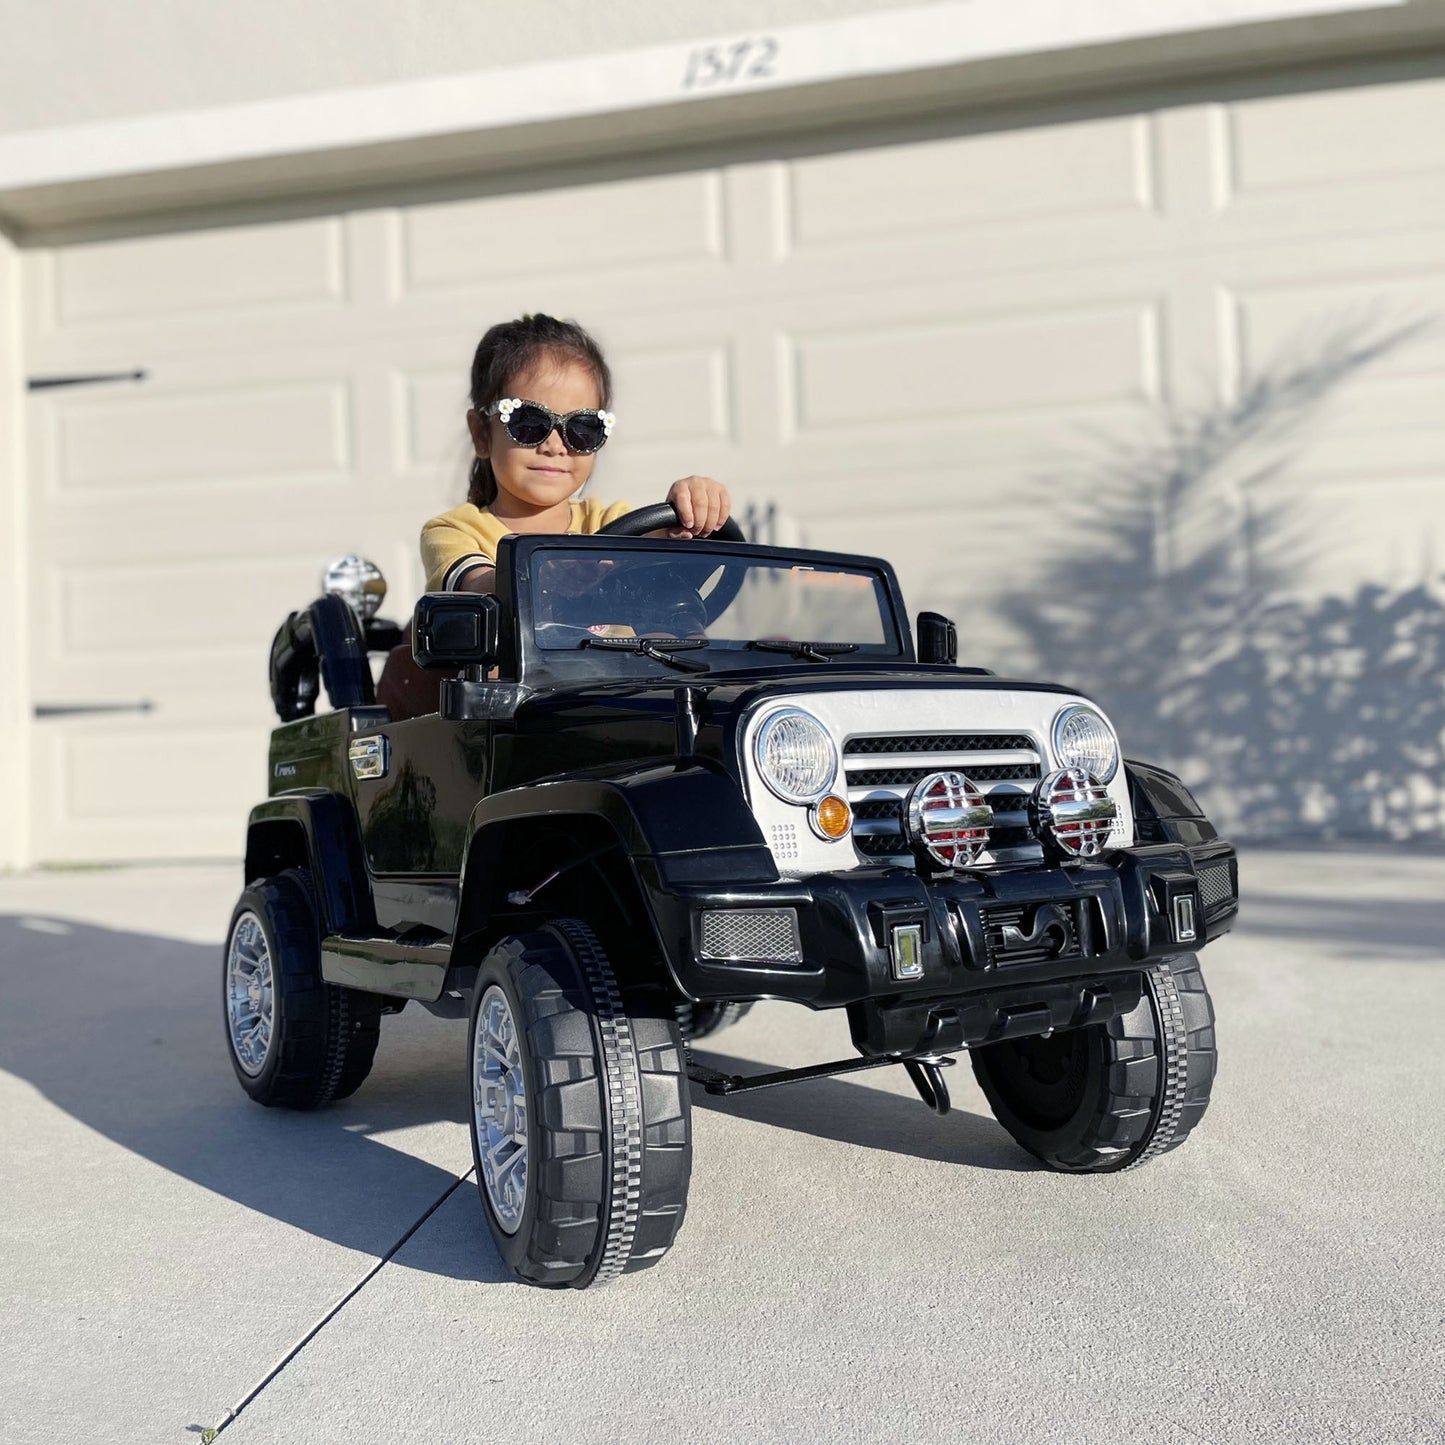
[451,764,775,1000]
[453,810,672,998]
[245,791,375,935]
[1124,758,1219,847]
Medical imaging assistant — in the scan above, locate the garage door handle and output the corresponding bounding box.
[28,369,148,391]
[34,700,156,718]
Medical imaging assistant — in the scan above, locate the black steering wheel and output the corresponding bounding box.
[593,502,749,626]
[595,502,746,543]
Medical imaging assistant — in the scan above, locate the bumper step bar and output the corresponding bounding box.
[686,1050,955,1114]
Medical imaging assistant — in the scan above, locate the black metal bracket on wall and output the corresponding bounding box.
[27,369,147,392]
[34,701,155,718]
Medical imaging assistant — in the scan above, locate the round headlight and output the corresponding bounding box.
[1052,704,1119,784]
[754,709,838,804]
[322,554,387,621]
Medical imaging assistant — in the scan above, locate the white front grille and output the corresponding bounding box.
[739,688,1135,877]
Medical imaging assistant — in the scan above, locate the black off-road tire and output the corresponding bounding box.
[469,918,692,1288]
[970,955,1216,1172]
[222,871,382,1109]
[674,1000,754,1042]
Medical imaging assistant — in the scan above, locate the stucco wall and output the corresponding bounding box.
[5,0,1445,237]
[4,0,1444,141]
[0,0,935,133]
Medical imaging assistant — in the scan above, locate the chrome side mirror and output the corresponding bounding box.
[322,554,387,621]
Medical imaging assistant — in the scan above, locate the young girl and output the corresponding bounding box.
[420,313,731,595]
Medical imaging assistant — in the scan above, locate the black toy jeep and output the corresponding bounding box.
[226,503,1236,1289]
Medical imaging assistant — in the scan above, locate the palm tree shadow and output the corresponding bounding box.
[687,1047,1040,1172]
[967,312,1444,843]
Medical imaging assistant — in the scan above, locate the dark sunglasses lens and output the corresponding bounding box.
[506,404,555,446]
[562,414,606,452]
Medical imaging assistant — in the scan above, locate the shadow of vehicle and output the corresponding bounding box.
[0,913,507,1282]
[687,1049,1041,1173]
[0,912,1047,1288]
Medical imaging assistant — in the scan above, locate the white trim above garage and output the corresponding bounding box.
[0,0,1422,234]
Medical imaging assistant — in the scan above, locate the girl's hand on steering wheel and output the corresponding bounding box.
[665,476,730,539]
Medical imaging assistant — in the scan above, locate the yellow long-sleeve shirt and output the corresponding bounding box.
[419,497,633,592]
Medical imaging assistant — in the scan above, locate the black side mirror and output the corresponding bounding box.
[413,593,500,672]
[916,611,958,666]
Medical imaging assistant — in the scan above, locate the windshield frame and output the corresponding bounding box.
[496,534,913,687]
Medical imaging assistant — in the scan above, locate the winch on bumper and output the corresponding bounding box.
[643,839,1237,1058]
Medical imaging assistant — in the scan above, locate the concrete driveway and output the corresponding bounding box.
[2,850,1442,1444]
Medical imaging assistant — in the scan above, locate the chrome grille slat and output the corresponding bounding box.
[845,752,1040,773]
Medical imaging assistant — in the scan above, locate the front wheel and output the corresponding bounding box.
[970,955,1216,1172]
[468,919,692,1288]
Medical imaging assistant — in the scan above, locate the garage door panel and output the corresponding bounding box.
[785,113,1158,252]
[35,216,347,335]
[1213,88,1445,241]
[1223,77,1445,197]
[40,380,353,494]
[784,300,1161,441]
[790,465,1078,598]
[46,554,332,658]
[30,722,265,863]
[1254,473,1445,591]
[1228,273,1445,378]
[398,171,725,294]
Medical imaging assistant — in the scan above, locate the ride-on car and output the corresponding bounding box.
[226,503,1236,1289]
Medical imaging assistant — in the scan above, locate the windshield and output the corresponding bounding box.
[528,545,902,667]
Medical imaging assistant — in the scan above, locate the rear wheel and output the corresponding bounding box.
[223,871,382,1108]
[469,918,692,1288]
[971,955,1216,1171]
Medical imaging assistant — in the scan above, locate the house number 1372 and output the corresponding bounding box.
[682,37,779,90]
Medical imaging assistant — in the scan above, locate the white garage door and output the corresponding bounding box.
[21,66,1445,861]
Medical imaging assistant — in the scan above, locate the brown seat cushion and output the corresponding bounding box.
[376,642,444,721]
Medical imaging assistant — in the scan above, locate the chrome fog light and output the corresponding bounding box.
[904,771,994,868]
[1031,768,1117,858]
[322,554,387,621]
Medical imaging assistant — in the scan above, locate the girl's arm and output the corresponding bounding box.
[453,564,497,595]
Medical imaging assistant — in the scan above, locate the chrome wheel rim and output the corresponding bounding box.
[473,985,528,1234]
[226,911,274,1076]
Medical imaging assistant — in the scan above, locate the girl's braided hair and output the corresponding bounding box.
[466,313,613,508]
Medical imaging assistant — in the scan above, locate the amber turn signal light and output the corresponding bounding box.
[810,795,852,840]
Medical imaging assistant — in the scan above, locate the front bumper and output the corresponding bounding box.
[641,839,1237,1053]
